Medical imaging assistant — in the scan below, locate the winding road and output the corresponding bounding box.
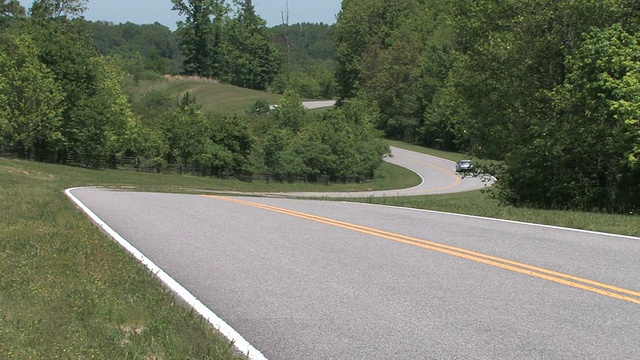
[67,148,639,360]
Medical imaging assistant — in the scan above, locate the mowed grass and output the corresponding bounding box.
[0,156,418,358]
[134,76,283,114]
[0,160,250,359]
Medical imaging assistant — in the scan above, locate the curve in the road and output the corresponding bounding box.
[67,188,640,359]
[256,146,492,198]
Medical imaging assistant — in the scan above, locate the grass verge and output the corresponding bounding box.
[0,159,256,359]
[346,190,640,237]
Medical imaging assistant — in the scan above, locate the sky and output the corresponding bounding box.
[18,0,343,29]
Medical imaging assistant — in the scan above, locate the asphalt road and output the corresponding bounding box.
[213,146,492,199]
[67,149,639,359]
[302,100,336,110]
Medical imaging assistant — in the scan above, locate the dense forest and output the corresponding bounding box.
[2,0,640,213]
[0,0,386,183]
[335,0,640,212]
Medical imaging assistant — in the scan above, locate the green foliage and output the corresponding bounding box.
[269,22,337,98]
[263,92,389,178]
[88,21,182,75]
[334,0,454,141]
[274,89,308,132]
[334,0,640,212]
[171,0,282,90]
[497,23,640,211]
[29,0,87,19]
[0,34,63,159]
[66,57,137,162]
[158,97,254,175]
[246,98,272,117]
[0,0,25,29]
[172,0,228,78]
[225,0,280,90]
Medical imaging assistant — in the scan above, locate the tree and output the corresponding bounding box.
[0,34,63,160]
[209,113,254,174]
[262,127,292,173]
[0,0,25,28]
[29,0,87,19]
[225,0,280,90]
[274,89,307,132]
[65,57,136,165]
[89,21,181,75]
[172,0,228,78]
[269,22,337,98]
[499,24,640,211]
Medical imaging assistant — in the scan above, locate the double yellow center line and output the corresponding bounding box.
[205,195,640,305]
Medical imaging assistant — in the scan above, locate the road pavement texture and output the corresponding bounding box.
[67,149,639,359]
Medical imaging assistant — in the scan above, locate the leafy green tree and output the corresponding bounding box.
[89,21,181,75]
[25,4,143,164]
[172,0,228,78]
[0,34,63,159]
[159,94,253,175]
[225,0,280,90]
[499,24,640,211]
[65,57,136,165]
[334,0,454,143]
[209,113,254,174]
[279,129,335,177]
[262,127,292,173]
[274,89,307,132]
[0,0,25,29]
[160,98,210,165]
[29,0,87,19]
[269,22,336,97]
[264,94,388,178]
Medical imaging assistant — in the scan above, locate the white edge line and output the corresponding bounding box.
[64,187,268,360]
[345,200,640,241]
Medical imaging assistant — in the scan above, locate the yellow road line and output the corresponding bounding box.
[392,153,461,191]
[204,195,640,305]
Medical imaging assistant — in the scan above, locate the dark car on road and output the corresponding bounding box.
[456,160,475,173]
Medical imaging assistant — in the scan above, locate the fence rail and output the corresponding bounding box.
[0,148,373,185]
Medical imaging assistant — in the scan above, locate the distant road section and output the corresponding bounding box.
[302,100,336,109]
[255,146,493,198]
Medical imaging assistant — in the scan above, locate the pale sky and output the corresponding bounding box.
[18,0,342,29]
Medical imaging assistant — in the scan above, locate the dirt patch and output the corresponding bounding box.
[0,164,55,181]
[163,74,220,84]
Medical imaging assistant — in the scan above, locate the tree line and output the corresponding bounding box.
[86,5,337,98]
[334,0,640,212]
[0,0,386,182]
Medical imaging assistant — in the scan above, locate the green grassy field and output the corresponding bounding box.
[133,76,284,114]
